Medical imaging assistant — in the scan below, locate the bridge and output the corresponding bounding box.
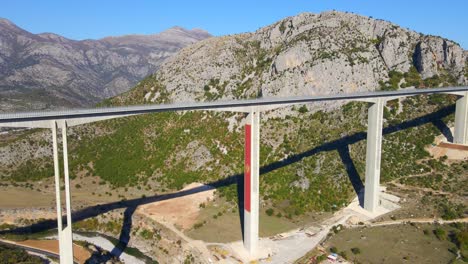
[0,86,467,263]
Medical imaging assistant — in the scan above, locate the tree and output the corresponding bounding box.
[434,228,446,240]
[298,105,308,113]
[351,247,361,254]
[266,208,274,216]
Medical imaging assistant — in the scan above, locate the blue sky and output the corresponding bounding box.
[1,0,467,49]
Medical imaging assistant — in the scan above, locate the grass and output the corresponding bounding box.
[186,198,299,242]
[323,223,467,263]
[70,111,242,189]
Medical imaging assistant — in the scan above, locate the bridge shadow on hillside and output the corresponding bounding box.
[0,104,455,259]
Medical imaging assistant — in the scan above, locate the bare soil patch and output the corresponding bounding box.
[136,182,215,230]
[426,135,468,160]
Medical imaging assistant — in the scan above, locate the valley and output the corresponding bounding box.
[0,9,467,264]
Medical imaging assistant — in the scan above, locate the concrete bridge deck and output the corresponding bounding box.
[0,86,466,123]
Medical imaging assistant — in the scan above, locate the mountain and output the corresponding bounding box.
[114,11,466,109]
[0,18,211,111]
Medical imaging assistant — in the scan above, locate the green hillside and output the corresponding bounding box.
[5,87,466,218]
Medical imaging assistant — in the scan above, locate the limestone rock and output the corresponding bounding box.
[122,11,466,113]
[413,36,466,81]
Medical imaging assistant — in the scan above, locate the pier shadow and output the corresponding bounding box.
[431,119,454,142]
[338,146,365,206]
[0,104,455,259]
[236,174,245,241]
[110,206,136,258]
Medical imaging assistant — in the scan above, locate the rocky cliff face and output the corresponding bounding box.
[0,19,210,111]
[118,11,466,112]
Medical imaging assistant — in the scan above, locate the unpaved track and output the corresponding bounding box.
[390,182,455,196]
[363,217,468,227]
[156,221,214,263]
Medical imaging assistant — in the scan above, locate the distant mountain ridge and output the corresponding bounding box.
[0,18,211,111]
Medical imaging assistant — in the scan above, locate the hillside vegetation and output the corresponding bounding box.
[0,11,467,219]
[2,94,465,218]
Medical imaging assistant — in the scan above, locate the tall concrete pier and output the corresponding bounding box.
[454,92,468,145]
[51,121,74,263]
[243,110,260,255]
[363,98,385,212]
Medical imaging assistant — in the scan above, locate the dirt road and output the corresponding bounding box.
[362,217,468,227]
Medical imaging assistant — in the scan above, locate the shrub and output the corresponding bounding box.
[434,228,446,240]
[193,222,205,229]
[279,21,286,33]
[380,70,403,91]
[266,208,274,216]
[351,247,361,254]
[298,105,308,113]
[440,202,465,220]
[140,228,154,240]
[403,66,422,87]
[316,254,327,262]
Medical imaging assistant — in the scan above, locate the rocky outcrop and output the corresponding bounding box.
[0,19,211,111]
[413,36,466,81]
[376,27,415,72]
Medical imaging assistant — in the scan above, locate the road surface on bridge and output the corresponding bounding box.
[0,86,466,123]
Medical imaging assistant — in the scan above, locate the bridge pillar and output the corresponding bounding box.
[363,98,384,213]
[243,110,260,255]
[454,92,468,145]
[51,120,74,263]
